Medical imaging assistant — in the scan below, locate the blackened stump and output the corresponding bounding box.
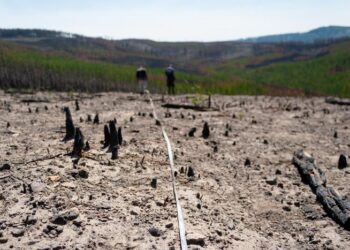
[188,128,196,137]
[87,114,92,122]
[202,122,210,139]
[75,100,80,111]
[63,107,75,141]
[93,113,99,124]
[187,166,195,177]
[103,125,110,148]
[111,146,118,160]
[338,154,348,169]
[72,128,84,157]
[108,121,118,152]
[118,127,123,146]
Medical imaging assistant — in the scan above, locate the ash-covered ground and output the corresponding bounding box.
[1,91,350,250]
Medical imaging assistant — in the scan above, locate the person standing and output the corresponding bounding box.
[136,66,148,95]
[165,65,176,95]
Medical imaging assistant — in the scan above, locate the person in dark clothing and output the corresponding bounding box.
[165,65,176,95]
[136,66,148,94]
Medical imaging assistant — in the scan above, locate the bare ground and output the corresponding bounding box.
[1,91,350,250]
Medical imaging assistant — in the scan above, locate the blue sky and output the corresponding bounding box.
[1,0,349,41]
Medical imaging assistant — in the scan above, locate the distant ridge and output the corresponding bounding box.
[241,26,350,43]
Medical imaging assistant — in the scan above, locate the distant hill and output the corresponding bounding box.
[0,27,350,97]
[242,26,350,43]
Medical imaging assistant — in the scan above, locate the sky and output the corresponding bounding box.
[0,0,349,42]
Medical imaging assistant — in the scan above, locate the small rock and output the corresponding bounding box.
[0,164,11,171]
[148,227,162,237]
[78,169,89,179]
[11,228,25,237]
[187,232,205,247]
[165,223,173,229]
[283,206,291,212]
[266,176,277,185]
[0,238,8,244]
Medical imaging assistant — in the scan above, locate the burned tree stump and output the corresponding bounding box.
[72,128,84,157]
[63,107,75,141]
[293,149,350,229]
[202,122,210,139]
[118,127,123,146]
[75,100,80,111]
[93,113,99,124]
[87,114,92,122]
[338,154,348,169]
[188,128,196,137]
[84,141,90,151]
[103,125,110,148]
[108,121,118,152]
[111,146,118,160]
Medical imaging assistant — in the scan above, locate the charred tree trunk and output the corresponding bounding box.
[63,107,75,141]
[293,149,350,230]
[75,100,80,111]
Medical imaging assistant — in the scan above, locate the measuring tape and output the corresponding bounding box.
[146,91,188,250]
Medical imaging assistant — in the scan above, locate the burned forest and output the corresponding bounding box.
[1,91,350,250]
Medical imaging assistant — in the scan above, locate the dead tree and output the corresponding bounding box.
[72,128,84,157]
[63,107,75,141]
[103,125,110,148]
[202,122,210,139]
[293,149,350,229]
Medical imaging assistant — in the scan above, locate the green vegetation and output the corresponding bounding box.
[1,39,350,97]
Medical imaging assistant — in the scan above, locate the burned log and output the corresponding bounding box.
[161,103,218,111]
[108,121,118,152]
[325,97,350,106]
[103,125,110,148]
[72,128,84,157]
[293,149,350,229]
[63,107,75,141]
[202,122,210,139]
